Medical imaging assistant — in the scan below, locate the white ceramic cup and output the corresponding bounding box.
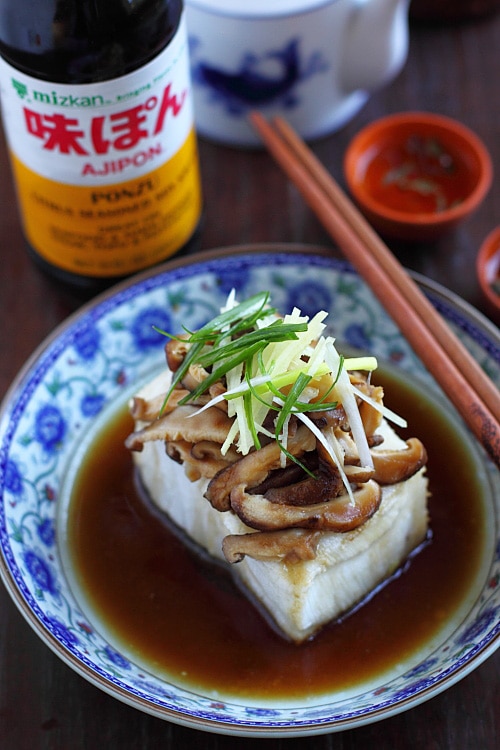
[185,0,410,147]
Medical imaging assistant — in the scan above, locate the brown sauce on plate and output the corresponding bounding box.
[67,370,488,699]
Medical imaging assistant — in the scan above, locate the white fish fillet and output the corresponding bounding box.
[131,373,429,643]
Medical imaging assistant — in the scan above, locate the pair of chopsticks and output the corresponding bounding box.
[250,112,500,468]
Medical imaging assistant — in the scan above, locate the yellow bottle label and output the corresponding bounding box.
[0,14,202,277]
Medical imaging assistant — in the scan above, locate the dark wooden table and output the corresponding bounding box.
[1,11,499,750]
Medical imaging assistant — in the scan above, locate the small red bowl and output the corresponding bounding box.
[477,226,500,322]
[344,112,492,242]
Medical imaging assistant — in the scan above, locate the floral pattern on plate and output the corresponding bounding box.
[0,248,499,736]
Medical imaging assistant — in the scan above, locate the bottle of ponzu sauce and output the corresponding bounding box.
[0,0,202,294]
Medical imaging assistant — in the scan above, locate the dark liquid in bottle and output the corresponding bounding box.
[0,0,201,300]
[0,0,184,82]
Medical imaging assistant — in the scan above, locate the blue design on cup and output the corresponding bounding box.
[191,37,328,115]
[34,404,67,453]
[130,307,172,351]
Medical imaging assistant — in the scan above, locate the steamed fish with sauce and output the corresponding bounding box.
[126,292,428,643]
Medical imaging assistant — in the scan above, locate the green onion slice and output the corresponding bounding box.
[151,293,390,479]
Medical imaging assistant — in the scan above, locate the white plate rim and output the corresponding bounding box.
[0,243,498,737]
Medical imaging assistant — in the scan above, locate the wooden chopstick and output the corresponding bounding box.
[250,111,500,468]
[272,115,500,423]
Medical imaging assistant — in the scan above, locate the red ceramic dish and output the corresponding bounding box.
[344,112,492,242]
[477,225,500,322]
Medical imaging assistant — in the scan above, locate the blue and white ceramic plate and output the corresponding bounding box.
[0,245,499,737]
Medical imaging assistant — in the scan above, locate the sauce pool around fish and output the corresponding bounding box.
[65,367,490,700]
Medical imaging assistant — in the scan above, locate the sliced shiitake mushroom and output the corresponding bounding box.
[204,426,316,512]
[230,480,382,532]
[181,362,210,392]
[190,440,239,464]
[222,529,321,564]
[128,387,192,422]
[263,472,342,506]
[371,438,427,484]
[125,404,233,452]
[165,336,190,372]
[164,439,237,480]
[358,385,384,436]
